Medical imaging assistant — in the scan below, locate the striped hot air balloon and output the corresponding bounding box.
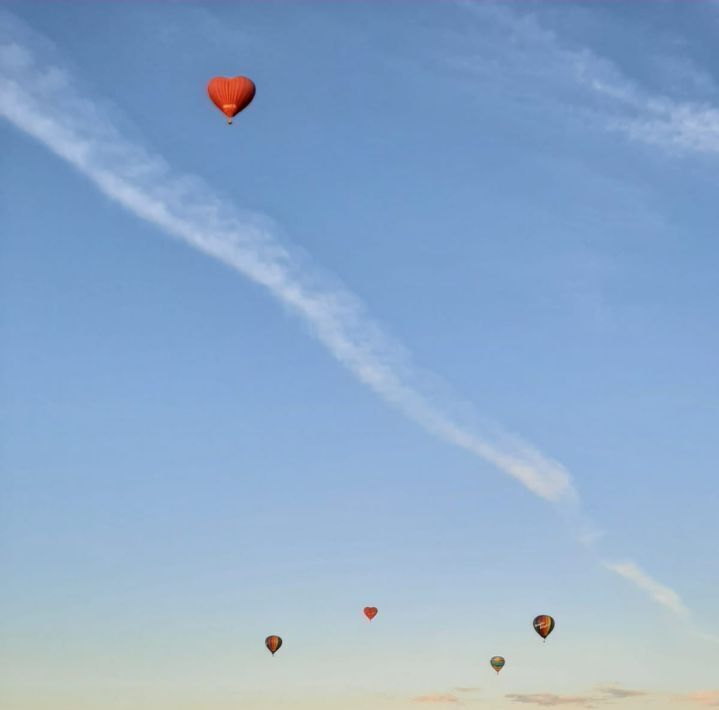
[207,76,256,125]
[490,656,505,674]
[265,635,282,655]
[533,615,555,641]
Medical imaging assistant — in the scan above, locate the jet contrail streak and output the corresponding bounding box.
[0,15,577,505]
[603,561,690,617]
[2,10,716,636]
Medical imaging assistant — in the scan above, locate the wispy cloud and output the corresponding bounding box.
[505,686,719,708]
[606,94,719,158]
[603,561,689,617]
[680,691,719,707]
[412,693,460,705]
[456,1,719,159]
[577,526,606,548]
[507,687,647,708]
[595,685,646,700]
[0,11,575,505]
[506,694,594,708]
[411,687,483,705]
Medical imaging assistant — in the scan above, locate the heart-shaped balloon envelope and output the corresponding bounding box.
[364,607,378,621]
[207,76,256,124]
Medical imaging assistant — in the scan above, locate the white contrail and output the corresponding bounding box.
[450,2,719,631]
[605,561,719,643]
[0,14,575,504]
[603,561,690,617]
[2,11,717,640]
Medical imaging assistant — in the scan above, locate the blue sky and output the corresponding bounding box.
[1,2,718,708]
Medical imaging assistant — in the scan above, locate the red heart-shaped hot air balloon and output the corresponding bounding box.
[364,607,378,621]
[207,76,256,125]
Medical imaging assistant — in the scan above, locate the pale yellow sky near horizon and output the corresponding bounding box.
[2,687,718,710]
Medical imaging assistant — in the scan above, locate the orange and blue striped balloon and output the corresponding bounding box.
[265,635,282,655]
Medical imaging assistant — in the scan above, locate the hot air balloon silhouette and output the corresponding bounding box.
[207,76,256,125]
[265,635,282,655]
[490,656,505,674]
[533,615,555,642]
[363,607,378,621]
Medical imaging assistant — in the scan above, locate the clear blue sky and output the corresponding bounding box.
[1,2,718,709]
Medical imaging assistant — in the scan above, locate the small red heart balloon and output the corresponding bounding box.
[207,76,256,124]
[364,607,378,621]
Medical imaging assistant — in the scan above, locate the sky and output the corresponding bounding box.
[1,1,718,709]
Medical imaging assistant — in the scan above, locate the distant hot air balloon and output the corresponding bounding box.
[490,656,505,674]
[364,607,378,621]
[265,635,282,655]
[207,76,256,125]
[533,615,555,642]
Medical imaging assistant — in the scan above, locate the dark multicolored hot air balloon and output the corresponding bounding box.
[265,635,282,655]
[363,607,378,621]
[490,656,505,674]
[533,615,555,641]
[207,76,256,125]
